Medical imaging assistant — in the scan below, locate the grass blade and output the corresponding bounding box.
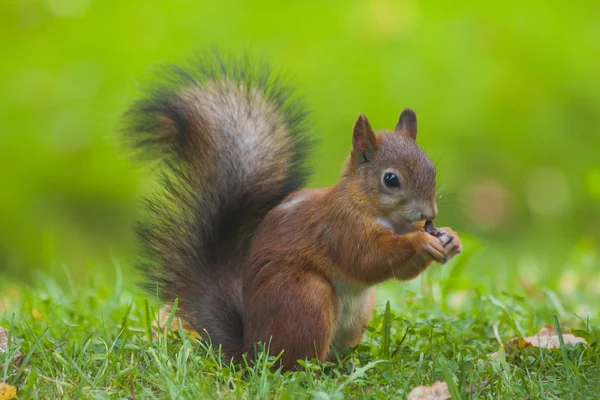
[380,301,391,359]
[553,314,572,382]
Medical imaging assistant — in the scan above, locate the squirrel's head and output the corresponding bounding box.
[342,109,437,232]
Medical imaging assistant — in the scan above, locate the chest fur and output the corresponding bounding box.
[330,281,375,352]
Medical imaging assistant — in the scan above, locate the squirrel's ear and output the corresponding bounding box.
[352,114,378,165]
[395,108,418,140]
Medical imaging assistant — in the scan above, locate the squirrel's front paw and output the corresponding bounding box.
[415,232,446,263]
[436,227,462,262]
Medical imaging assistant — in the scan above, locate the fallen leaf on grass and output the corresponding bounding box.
[0,383,17,400]
[153,305,201,340]
[407,381,451,400]
[484,324,587,361]
[509,325,587,349]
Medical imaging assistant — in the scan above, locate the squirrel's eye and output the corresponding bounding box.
[383,172,401,189]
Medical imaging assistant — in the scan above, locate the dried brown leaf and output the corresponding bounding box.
[480,324,589,365]
[508,325,587,349]
[506,337,533,350]
[481,324,587,363]
[407,381,451,400]
[153,305,201,340]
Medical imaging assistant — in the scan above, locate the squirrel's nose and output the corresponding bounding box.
[421,206,438,221]
[420,213,434,221]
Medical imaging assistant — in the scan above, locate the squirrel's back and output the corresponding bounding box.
[124,51,314,355]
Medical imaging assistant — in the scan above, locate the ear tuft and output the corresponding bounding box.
[395,108,418,140]
[352,114,377,165]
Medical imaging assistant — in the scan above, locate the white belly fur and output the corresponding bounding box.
[330,280,375,354]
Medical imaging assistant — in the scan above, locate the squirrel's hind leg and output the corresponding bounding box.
[243,267,336,370]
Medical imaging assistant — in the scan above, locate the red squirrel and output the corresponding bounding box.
[125,51,461,371]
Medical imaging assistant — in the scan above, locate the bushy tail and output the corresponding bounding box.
[123,51,314,355]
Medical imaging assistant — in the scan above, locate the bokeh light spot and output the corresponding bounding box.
[464,178,510,230]
[525,166,571,216]
[45,0,92,18]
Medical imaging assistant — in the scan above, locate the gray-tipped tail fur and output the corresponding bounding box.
[123,50,314,356]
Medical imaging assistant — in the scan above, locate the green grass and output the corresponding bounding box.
[1,247,599,399]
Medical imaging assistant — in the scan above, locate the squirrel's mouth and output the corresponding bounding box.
[397,218,421,234]
[378,216,415,235]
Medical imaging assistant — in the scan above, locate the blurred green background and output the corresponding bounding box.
[1,0,599,288]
